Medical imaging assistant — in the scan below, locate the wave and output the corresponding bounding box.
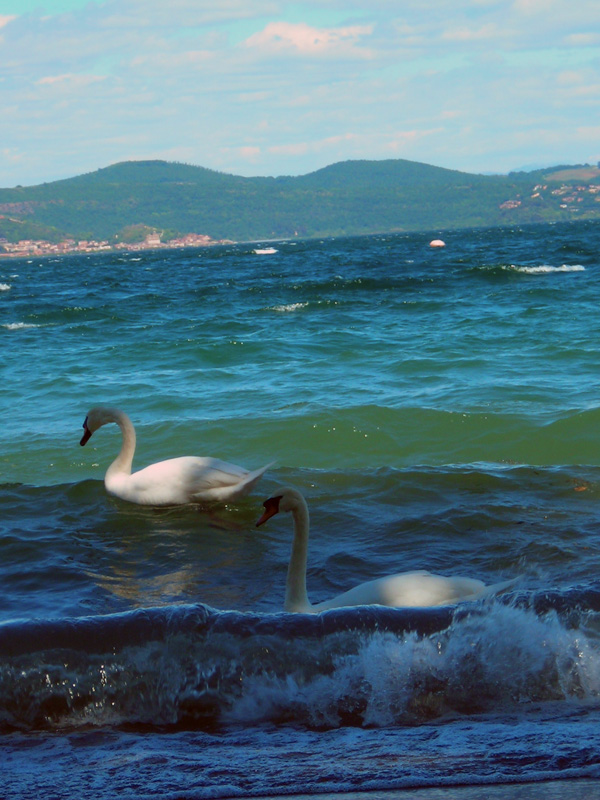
[223,404,600,469]
[1,322,40,330]
[4,405,600,493]
[468,262,587,279]
[510,264,586,274]
[0,283,11,291]
[269,301,309,312]
[1,590,599,732]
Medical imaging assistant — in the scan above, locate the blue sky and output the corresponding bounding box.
[0,0,598,186]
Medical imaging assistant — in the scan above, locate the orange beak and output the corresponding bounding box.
[256,495,282,527]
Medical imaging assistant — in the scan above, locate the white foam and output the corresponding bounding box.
[2,322,39,329]
[0,283,11,291]
[511,264,585,274]
[270,302,308,312]
[220,601,600,730]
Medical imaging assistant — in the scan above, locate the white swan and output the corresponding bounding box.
[80,406,272,505]
[256,487,518,613]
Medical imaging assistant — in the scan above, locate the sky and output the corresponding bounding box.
[0,0,599,187]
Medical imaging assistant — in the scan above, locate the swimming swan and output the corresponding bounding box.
[256,487,518,613]
[80,406,272,505]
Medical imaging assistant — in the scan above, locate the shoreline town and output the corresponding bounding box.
[0,231,232,258]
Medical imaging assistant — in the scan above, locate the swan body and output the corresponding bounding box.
[80,406,271,505]
[256,487,518,613]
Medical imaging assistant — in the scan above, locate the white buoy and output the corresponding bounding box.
[429,239,446,248]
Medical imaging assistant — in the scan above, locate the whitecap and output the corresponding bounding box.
[0,283,11,291]
[511,264,585,274]
[270,302,309,312]
[2,322,39,330]
[222,601,600,729]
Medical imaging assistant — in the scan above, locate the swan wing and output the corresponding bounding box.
[107,457,272,505]
[477,575,522,599]
[189,460,274,502]
[314,571,490,611]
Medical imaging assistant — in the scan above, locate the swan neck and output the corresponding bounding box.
[285,498,312,612]
[106,409,136,477]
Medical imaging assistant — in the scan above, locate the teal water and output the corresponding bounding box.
[2,222,600,798]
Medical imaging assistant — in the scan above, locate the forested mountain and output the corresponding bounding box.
[0,158,599,243]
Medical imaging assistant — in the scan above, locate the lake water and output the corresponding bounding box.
[2,222,600,798]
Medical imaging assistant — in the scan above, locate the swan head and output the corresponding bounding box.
[80,406,120,446]
[256,487,305,526]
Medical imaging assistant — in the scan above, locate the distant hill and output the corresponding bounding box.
[0,158,599,244]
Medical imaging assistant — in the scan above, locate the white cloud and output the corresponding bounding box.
[36,73,106,86]
[1,147,23,164]
[0,0,599,186]
[576,126,600,139]
[220,145,262,165]
[511,0,550,12]
[244,21,374,58]
[565,33,600,47]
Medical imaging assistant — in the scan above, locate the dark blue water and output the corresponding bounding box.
[2,223,600,798]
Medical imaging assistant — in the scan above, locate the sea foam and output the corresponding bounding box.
[270,302,309,312]
[512,264,585,274]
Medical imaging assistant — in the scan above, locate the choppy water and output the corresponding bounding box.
[2,222,600,798]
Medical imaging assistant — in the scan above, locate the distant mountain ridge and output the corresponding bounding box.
[0,158,599,244]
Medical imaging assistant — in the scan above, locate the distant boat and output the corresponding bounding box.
[254,247,278,255]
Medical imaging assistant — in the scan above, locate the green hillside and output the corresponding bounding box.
[0,159,599,243]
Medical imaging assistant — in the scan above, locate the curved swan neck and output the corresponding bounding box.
[105,408,136,477]
[285,496,312,612]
